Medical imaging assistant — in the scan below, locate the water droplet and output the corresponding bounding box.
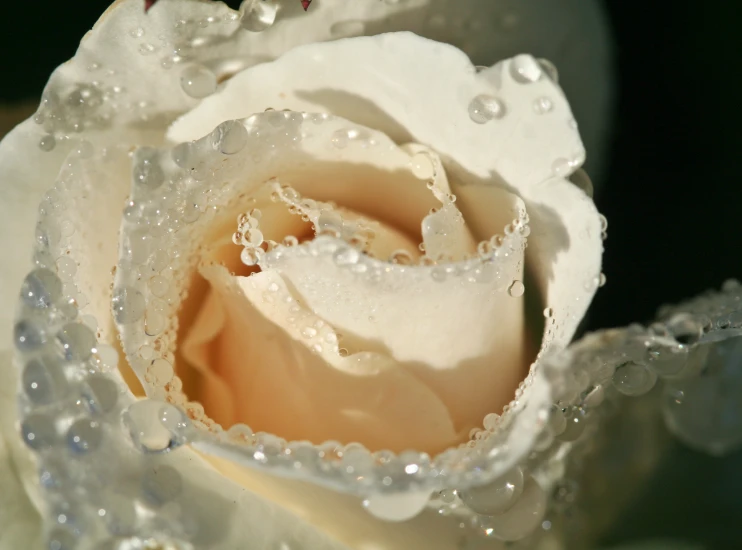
[142,465,183,504]
[460,467,525,515]
[410,151,436,180]
[20,268,63,309]
[330,20,365,38]
[67,419,103,453]
[331,129,349,149]
[22,357,67,405]
[468,95,505,124]
[55,257,77,280]
[508,280,525,297]
[82,374,119,414]
[363,491,432,522]
[133,148,165,189]
[39,134,56,152]
[57,322,96,362]
[568,168,594,198]
[241,247,262,266]
[390,249,413,265]
[537,58,559,82]
[14,319,47,352]
[112,287,146,324]
[180,65,217,98]
[211,120,248,154]
[598,273,607,287]
[612,361,657,396]
[552,157,572,177]
[240,0,278,31]
[333,247,360,266]
[543,307,553,318]
[149,358,174,384]
[124,400,189,453]
[509,55,543,84]
[532,96,553,114]
[21,412,58,449]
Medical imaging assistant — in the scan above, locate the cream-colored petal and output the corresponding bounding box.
[0,353,42,550]
[259,234,528,434]
[185,264,458,453]
[170,33,585,189]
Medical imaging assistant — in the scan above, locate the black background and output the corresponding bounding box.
[1,1,741,548]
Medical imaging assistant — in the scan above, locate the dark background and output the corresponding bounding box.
[1,1,741,548]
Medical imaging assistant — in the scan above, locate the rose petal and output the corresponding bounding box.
[169,34,584,188]
[185,265,459,452]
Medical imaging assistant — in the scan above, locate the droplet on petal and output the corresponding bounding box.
[240,0,278,32]
[180,65,217,98]
[508,280,525,297]
[468,95,505,124]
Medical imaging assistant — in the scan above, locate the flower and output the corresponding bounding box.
[0,1,617,549]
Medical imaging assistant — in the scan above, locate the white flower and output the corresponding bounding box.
[0,1,614,549]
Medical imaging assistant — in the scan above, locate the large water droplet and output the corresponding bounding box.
[67,418,103,453]
[508,280,525,297]
[363,491,432,522]
[240,0,278,32]
[474,476,546,541]
[124,400,190,453]
[20,268,63,309]
[22,356,68,405]
[133,147,165,190]
[112,287,146,324]
[180,65,217,98]
[460,467,525,515]
[468,95,505,124]
[142,464,183,505]
[211,120,248,154]
[612,361,657,396]
[14,319,48,352]
[57,322,96,362]
[509,55,543,84]
[21,412,58,450]
[82,374,119,414]
[532,96,553,115]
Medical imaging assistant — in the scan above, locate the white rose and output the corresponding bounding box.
[0,1,613,549]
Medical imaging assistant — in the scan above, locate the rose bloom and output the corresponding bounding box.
[0,1,614,549]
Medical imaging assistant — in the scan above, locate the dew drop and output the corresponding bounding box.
[390,249,413,265]
[112,286,146,324]
[124,400,190,453]
[333,247,360,266]
[363,491,432,522]
[612,361,657,396]
[67,419,103,453]
[39,134,56,152]
[142,465,183,504]
[57,322,96,362]
[82,374,119,414]
[537,58,559,83]
[532,96,554,114]
[20,268,63,309]
[241,247,262,266]
[14,319,48,352]
[459,467,524,515]
[509,54,543,84]
[180,65,217,98]
[468,94,505,124]
[410,151,436,180]
[240,0,278,32]
[22,357,67,405]
[133,147,165,190]
[508,280,525,297]
[21,412,58,450]
[211,120,248,154]
[552,157,572,177]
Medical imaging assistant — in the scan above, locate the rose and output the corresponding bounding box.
[0,1,613,548]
